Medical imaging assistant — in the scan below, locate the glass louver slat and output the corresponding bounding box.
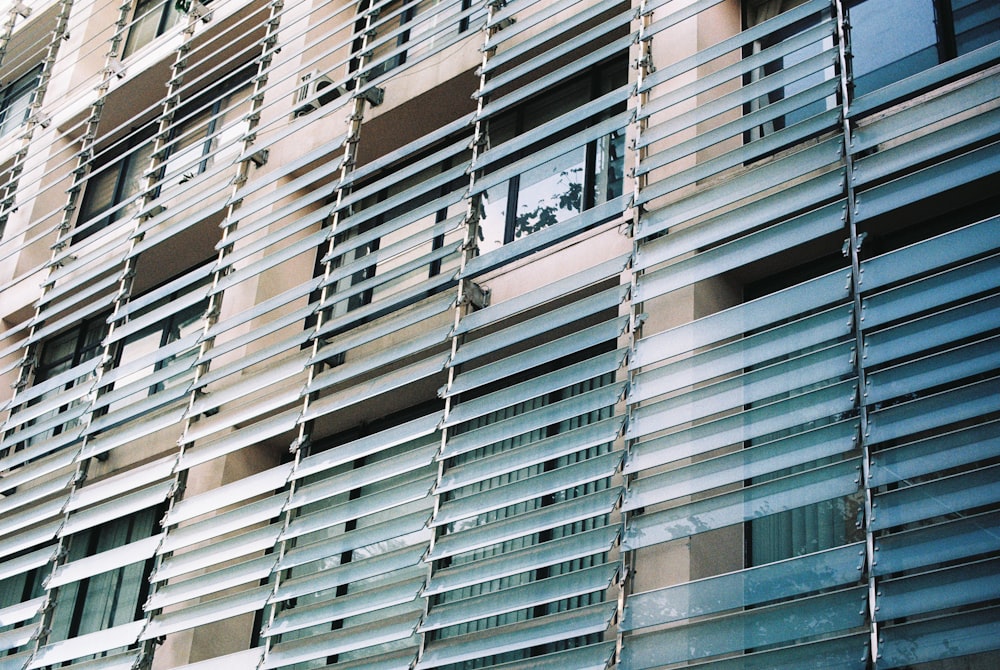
[166,649,264,670]
[854,140,1000,223]
[622,542,865,631]
[415,602,617,669]
[0,449,76,496]
[485,0,617,52]
[427,488,620,562]
[421,562,619,632]
[265,576,424,638]
[300,352,449,423]
[0,596,45,628]
[632,268,851,368]
[627,379,857,448]
[187,355,308,417]
[450,286,628,367]
[871,463,1000,531]
[277,509,431,572]
[443,383,625,459]
[433,449,622,527]
[46,535,163,589]
[870,420,1000,488]
[165,462,294,526]
[623,459,860,549]
[0,422,86,469]
[438,417,623,490]
[855,108,1000,189]
[424,525,620,597]
[0,624,38,655]
[0,471,74,517]
[637,202,844,297]
[630,342,854,426]
[0,523,60,561]
[153,524,280,583]
[141,585,271,640]
[0,497,65,542]
[145,555,277,611]
[456,255,629,335]
[179,387,300,446]
[262,611,418,669]
[66,455,174,512]
[275,544,426,604]
[84,382,190,436]
[865,335,1000,404]
[59,480,173,537]
[624,419,858,502]
[619,587,866,670]
[852,74,1000,154]
[644,634,868,670]
[198,299,318,363]
[212,229,329,295]
[873,510,1000,576]
[28,620,145,669]
[446,317,629,399]
[878,606,1000,668]
[158,495,287,556]
[867,377,1000,446]
[129,192,230,258]
[95,332,199,391]
[178,408,299,470]
[876,557,1000,622]
[195,331,313,390]
[631,305,851,402]
[863,294,1000,367]
[859,214,1000,292]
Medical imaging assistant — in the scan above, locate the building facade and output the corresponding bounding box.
[0,0,998,668]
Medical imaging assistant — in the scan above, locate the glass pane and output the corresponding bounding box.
[953,0,1000,55]
[512,146,586,242]
[850,0,939,96]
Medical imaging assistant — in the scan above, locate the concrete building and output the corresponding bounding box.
[0,0,998,667]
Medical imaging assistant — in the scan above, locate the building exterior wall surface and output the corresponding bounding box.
[0,0,998,668]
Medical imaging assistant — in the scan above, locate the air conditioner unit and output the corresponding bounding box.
[294,71,345,116]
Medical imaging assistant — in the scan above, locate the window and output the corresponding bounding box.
[46,508,161,659]
[160,64,255,189]
[1,316,107,458]
[122,0,186,57]
[0,65,42,138]
[477,60,626,254]
[352,0,471,81]
[744,1,835,141]
[0,561,45,657]
[73,126,155,243]
[848,0,1000,97]
[102,272,210,414]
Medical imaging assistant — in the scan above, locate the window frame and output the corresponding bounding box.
[0,65,42,138]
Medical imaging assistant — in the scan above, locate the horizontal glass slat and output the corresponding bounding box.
[142,585,271,640]
[178,408,299,470]
[861,253,1000,330]
[165,462,294,526]
[622,543,865,631]
[28,621,145,669]
[60,480,173,537]
[424,525,620,597]
[415,602,617,669]
[47,535,162,589]
[421,562,619,632]
[867,377,1000,446]
[443,383,625,459]
[879,606,1000,668]
[427,488,620,562]
[451,285,628,367]
[446,317,630,398]
[632,268,851,368]
[623,459,860,549]
[433,450,622,527]
[266,576,423,638]
[872,463,1000,531]
[153,525,280,583]
[301,352,449,423]
[158,494,286,555]
[444,349,627,429]
[262,611,418,669]
[863,294,1000,367]
[0,523,60,561]
[81,406,187,462]
[625,419,858,502]
[874,510,1000,576]
[67,456,175,512]
[145,555,276,611]
[275,544,425,604]
[866,335,1000,404]
[870,420,1000,488]
[619,587,866,669]
[635,633,868,670]
[455,255,629,335]
[277,509,431,572]
[877,557,1000,622]
[438,416,624,494]
[630,342,853,430]
[0,596,45,628]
